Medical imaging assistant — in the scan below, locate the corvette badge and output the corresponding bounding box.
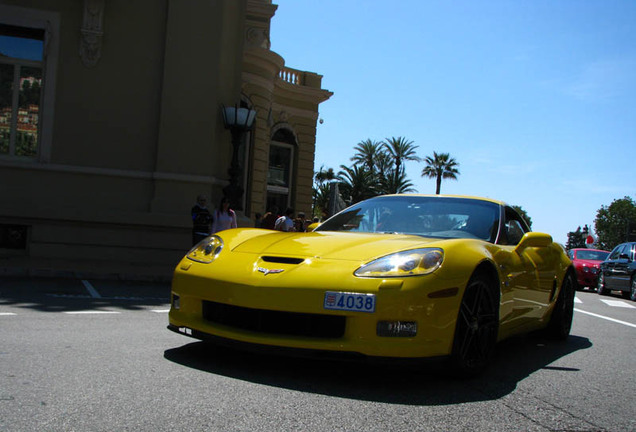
[257,267,284,276]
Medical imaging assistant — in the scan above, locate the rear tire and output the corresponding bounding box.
[545,272,575,340]
[630,277,636,302]
[449,271,499,377]
[597,273,609,296]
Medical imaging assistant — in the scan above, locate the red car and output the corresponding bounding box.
[568,248,610,290]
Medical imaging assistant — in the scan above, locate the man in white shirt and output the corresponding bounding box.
[275,207,295,232]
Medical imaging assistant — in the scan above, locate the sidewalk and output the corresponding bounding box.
[0,255,174,283]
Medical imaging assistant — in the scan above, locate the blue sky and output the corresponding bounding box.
[270,0,636,244]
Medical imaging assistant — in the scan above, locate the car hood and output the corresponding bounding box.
[231,231,441,262]
[574,259,602,267]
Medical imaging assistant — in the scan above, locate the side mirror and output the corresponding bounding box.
[306,222,320,232]
[619,253,631,261]
[515,232,553,252]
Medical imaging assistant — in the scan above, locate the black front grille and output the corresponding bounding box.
[202,301,345,338]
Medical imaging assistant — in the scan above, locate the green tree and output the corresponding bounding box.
[594,196,636,250]
[312,183,330,219]
[379,167,416,194]
[350,139,382,174]
[382,136,420,188]
[337,164,377,204]
[421,151,460,194]
[566,226,586,250]
[511,205,533,229]
[314,165,336,186]
[313,165,336,217]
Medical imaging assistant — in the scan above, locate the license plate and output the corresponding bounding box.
[323,291,375,313]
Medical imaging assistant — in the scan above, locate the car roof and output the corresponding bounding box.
[377,194,507,206]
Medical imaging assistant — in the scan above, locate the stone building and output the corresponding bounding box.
[0,0,332,279]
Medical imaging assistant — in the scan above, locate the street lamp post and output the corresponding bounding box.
[221,105,257,211]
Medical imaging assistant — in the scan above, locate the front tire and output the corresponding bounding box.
[545,272,575,340]
[449,271,499,377]
[597,272,609,296]
[630,277,636,302]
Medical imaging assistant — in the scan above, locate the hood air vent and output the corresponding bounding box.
[262,256,304,265]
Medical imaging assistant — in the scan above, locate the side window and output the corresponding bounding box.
[609,244,624,261]
[619,244,633,260]
[502,206,529,245]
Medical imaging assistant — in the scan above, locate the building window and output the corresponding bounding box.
[0,24,44,158]
[0,5,59,163]
[267,128,296,212]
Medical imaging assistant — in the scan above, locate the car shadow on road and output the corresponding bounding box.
[163,333,592,405]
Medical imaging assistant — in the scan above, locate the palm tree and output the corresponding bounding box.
[314,166,336,186]
[337,164,377,204]
[382,137,420,187]
[421,151,460,194]
[313,165,336,217]
[350,139,382,174]
[312,183,331,218]
[380,167,417,194]
[373,150,393,186]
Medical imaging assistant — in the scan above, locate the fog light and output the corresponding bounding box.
[377,321,417,337]
[172,293,180,310]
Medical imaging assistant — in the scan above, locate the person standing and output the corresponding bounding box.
[261,206,279,230]
[294,212,307,232]
[275,207,295,232]
[191,194,213,245]
[212,197,237,233]
[254,212,263,228]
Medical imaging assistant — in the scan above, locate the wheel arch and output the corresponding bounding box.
[472,259,502,302]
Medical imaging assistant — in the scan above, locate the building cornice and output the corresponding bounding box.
[274,79,334,104]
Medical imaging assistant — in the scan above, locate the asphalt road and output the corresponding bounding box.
[1,278,634,431]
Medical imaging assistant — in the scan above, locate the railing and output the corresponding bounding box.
[279,67,324,90]
[279,67,301,85]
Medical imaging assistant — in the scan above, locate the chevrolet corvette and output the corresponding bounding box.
[168,195,575,375]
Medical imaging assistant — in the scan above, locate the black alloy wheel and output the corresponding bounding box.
[631,277,636,302]
[545,272,575,340]
[450,271,499,377]
[597,272,609,296]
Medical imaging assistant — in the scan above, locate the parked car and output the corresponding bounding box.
[568,248,610,290]
[168,195,575,376]
[597,242,636,300]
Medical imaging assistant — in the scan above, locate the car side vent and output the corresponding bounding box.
[262,256,305,265]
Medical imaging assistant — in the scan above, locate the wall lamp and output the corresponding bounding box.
[221,105,257,211]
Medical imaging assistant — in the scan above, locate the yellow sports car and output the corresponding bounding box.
[168,195,575,375]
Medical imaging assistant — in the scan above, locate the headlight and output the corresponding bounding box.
[187,235,223,264]
[354,248,443,278]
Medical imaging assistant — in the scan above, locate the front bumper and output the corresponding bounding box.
[168,256,466,359]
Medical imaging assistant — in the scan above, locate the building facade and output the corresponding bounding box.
[0,0,332,279]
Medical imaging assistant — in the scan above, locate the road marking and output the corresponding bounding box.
[63,311,120,315]
[0,312,17,316]
[574,297,582,304]
[574,308,636,329]
[81,280,101,298]
[151,309,169,313]
[600,299,636,309]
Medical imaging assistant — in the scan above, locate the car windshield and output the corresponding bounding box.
[576,250,610,261]
[316,196,500,241]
